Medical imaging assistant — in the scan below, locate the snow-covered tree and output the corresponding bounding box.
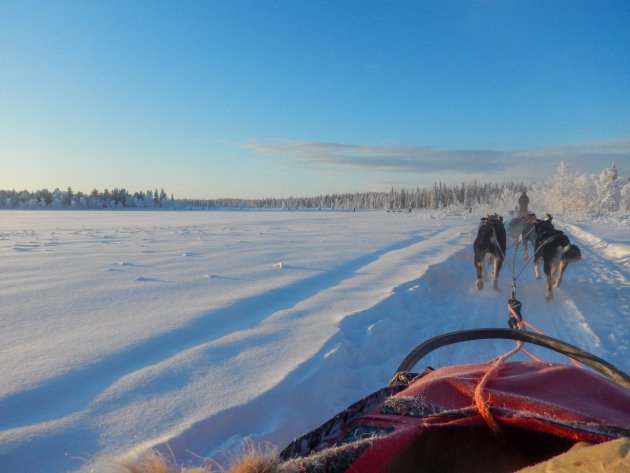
[620,179,630,212]
[597,162,622,213]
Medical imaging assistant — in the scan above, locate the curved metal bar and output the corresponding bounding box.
[394,328,630,390]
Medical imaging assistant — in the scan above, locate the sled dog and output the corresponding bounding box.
[508,214,537,259]
[528,214,581,301]
[473,214,506,290]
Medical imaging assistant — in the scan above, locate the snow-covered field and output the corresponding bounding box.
[1,210,628,473]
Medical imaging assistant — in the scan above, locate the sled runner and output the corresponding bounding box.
[279,325,630,473]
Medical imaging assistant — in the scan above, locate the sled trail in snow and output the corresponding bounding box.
[155,220,629,467]
[146,223,475,463]
[0,211,627,473]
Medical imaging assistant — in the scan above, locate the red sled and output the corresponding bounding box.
[279,329,630,473]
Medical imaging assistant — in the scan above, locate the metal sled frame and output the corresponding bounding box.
[394,328,630,390]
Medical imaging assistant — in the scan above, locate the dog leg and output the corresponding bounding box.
[523,241,529,259]
[475,257,484,290]
[484,255,491,281]
[544,259,555,301]
[533,257,541,279]
[546,275,554,301]
[492,255,502,290]
[554,261,567,288]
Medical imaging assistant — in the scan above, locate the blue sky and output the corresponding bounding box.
[1,1,629,199]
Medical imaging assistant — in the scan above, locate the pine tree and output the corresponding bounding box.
[159,188,167,206]
[64,187,73,207]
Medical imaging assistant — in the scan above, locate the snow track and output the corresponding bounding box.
[143,225,475,463]
[557,222,630,364]
[0,211,627,473]
[147,219,630,468]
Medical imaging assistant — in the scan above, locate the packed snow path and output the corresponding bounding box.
[0,211,628,473]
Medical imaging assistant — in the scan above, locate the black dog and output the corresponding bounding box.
[508,213,537,259]
[474,214,506,290]
[528,214,581,301]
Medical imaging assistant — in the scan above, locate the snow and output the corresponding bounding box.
[0,209,628,473]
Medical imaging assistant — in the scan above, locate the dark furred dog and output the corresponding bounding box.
[508,213,537,258]
[474,214,506,290]
[529,214,581,301]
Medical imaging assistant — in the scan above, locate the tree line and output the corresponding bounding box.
[183,181,527,211]
[0,187,171,209]
[0,182,525,211]
[1,162,628,215]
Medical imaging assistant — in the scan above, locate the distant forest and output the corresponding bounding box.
[1,162,628,216]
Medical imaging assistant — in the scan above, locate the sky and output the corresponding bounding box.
[1,0,630,199]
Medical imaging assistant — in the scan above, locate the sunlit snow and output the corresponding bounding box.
[0,209,628,473]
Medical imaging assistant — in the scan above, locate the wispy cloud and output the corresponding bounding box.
[246,141,505,172]
[245,138,630,180]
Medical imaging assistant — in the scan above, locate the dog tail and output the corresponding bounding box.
[563,244,581,262]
